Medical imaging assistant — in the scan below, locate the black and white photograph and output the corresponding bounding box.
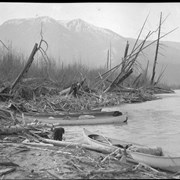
[0,2,180,179]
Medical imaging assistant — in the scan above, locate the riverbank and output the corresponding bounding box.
[0,136,175,179]
[0,101,178,179]
[0,80,177,179]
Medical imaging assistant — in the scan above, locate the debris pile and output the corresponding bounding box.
[0,78,159,114]
[0,114,174,179]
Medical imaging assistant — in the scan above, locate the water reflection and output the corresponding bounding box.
[64,90,180,155]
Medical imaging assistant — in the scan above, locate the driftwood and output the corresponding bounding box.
[101,148,120,163]
[0,162,19,167]
[59,78,86,97]
[69,78,87,97]
[0,124,26,135]
[133,162,167,176]
[41,139,113,154]
[24,132,116,154]
[88,168,132,175]
[46,170,62,179]
[22,141,54,147]
[0,167,16,176]
[22,133,136,165]
[0,122,48,136]
[59,87,71,96]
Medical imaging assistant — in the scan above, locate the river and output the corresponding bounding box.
[64,90,180,155]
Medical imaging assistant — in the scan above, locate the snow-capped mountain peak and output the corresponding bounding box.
[66,18,94,32]
[2,18,27,26]
[35,16,57,23]
[58,18,124,40]
[1,16,57,27]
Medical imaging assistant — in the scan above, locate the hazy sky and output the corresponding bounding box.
[0,2,180,42]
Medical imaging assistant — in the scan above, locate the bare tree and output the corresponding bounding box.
[151,12,162,85]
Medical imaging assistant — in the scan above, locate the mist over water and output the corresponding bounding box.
[64,90,180,155]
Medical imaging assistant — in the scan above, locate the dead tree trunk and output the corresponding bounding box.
[104,31,150,93]
[106,49,109,70]
[124,41,129,58]
[132,73,142,87]
[151,12,162,85]
[110,42,112,69]
[121,41,129,73]
[11,43,39,90]
[117,68,133,85]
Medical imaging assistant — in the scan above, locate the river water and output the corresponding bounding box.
[64,90,180,155]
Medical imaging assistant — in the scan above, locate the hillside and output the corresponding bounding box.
[0,16,180,85]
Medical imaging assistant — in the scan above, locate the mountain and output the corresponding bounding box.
[0,16,127,67]
[0,16,180,85]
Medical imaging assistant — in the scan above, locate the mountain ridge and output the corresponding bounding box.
[0,16,180,85]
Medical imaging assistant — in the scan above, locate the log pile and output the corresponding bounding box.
[0,113,173,179]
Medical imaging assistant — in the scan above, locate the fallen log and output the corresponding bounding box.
[25,132,115,154]
[0,162,19,167]
[22,141,54,147]
[0,124,26,135]
[0,167,16,176]
[41,139,113,154]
